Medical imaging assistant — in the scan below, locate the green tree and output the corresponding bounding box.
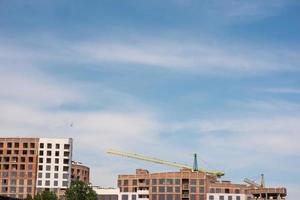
[65,180,97,200]
[25,194,33,200]
[33,190,58,200]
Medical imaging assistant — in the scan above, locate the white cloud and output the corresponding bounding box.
[207,0,295,21]
[71,38,300,74]
[260,87,300,94]
[1,36,300,76]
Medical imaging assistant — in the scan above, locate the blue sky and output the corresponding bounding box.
[0,0,300,198]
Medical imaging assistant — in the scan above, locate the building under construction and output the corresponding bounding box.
[97,149,287,200]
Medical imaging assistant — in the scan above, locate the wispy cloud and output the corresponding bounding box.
[1,36,300,76]
[206,0,296,22]
[259,87,300,94]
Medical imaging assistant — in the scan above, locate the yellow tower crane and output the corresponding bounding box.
[107,149,225,177]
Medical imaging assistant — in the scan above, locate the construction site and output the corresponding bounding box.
[94,149,287,200]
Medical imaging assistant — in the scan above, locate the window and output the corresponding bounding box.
[11,171,17,177]
[21,157,26,162]
[55,151,59,156]
[167,194,172,200]
[2,179,8,185]
[2,187,8,193]
[46,165,51,171]
[10,187,16,193]
[167,179,173,185]
[235,189,240,194]
[28,164,32,170]
[0,143,3,148]
[159,179,165,185]
[133,179,137,185]
[38,173,42,178]
[175,195,180,200]
[200,195,204,200]
[63,166,69,172]
[55,166,59,171]
[54,181,58,186]
[20,164,25,170]
[64,151,70,157]
[7,150,11,154]
[209,196,214,200]
[10,179,17,185]
[228,196,232,200]
[216,188,221,193]
[159,186,165,192]
[3,164,9,170]
[124,187,128,192]
[210,188,215,193]
[12,157,18,162]
[152,186,157,192]
[64,144,70,149]
[236,196,240,200]
[64,159,69,164]
[55,158,59,164]
[7,142,12,148]
[14,143,19,148]
[46,173,51,178]
[14,150,19,154]
[47,158,51,163]
[38,180,42,186]
[132,195,136,200]
[4,157,10,162]
[190,195,196,200]
[167,187,173,192]
[56,144,60,149]
[27,179,32,186]
[191,179,197,185]
[191,187,196,193]
[47,143,52,148]
[62,181,69,187]
[22,150,27,155]
[63,173,69,179]
[152,195,157,200]
[219,196,224,200]
[122,195,128,200]
[23,143,28,148]
[175,187,180,193]
[20,172,25,177]
[199,179,205,185]
[39,165,43,170]
[30,143,35,148]
[29,157,33,162]
[45,180,50,186]
[19,187,24,193]
[124,180,128,186]
[40,143,44,148]
[54,173,59,179]
[159,195,165,200]
[39,158,43,163]
[199,187,205,193]
[47,151,51,156]
[152,179,157,185]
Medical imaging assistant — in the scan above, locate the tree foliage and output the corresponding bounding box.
[65,180,97,200]
[33,190,58,200]
[25,195,33,200]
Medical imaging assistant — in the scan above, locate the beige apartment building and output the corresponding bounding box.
[0,137,73,199]
[116,169,287,200]
[0,138,39,199]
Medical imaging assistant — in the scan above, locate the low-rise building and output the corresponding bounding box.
[71,161,90,184]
